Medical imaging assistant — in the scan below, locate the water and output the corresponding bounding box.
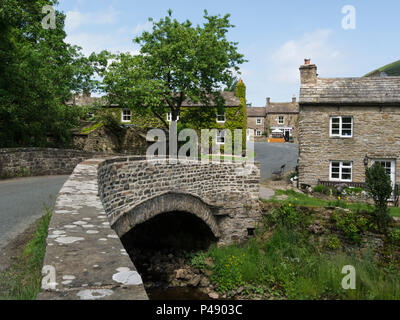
[147,287,211,300]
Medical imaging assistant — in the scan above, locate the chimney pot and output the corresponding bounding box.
[299,59,317,84]
[304,58,311,65]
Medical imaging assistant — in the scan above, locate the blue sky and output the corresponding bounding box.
[57,0,400,106]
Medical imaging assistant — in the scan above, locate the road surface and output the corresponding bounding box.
[254,142,299,182]
[0,175,69,249]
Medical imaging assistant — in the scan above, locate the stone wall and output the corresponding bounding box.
[0,148,104,178]
[73,126,148,155]
[298,105,400,187]
[98,157,261,245]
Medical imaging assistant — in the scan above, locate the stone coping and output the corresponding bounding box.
[37,159,148,300]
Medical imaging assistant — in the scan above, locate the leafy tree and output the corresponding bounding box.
[102,9,247,129]
[224,77,239,92]
[0,0,107,147]
[365,162,393,231]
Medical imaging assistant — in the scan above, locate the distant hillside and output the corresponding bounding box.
[364,60,400,77]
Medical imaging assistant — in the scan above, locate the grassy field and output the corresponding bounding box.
[265,189,400,218]
[0,207,51,300]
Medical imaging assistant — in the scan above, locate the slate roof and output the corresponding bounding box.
[266,102,299,114]
[300,77,400,104]
[247,107,266,117]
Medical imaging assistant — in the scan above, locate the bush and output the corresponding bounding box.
[327,235,341,250]
[365,163,393,231]
[331,210,370,243]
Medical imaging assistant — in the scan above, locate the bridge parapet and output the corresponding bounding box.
[98,157,261,245]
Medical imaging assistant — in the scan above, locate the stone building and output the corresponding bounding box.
[246,107,267,141]
[298,59,400,190]
[246,97,299,143]
[266,96,299,143]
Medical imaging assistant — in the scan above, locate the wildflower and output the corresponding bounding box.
[338,196,341,200]
[288,203,292,207]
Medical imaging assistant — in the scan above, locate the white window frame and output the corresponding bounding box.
[121,109,131,123]
[329,161,353,182]
[216,110,226,123]
[256,118,262,125]
[278,116,284,125]
[330,116,353,138]
[256,130,262,136]
[216,130,225,145]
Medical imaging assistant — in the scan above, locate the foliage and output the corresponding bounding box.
[365,163,393,231]
[206,226,400,299]
[0,0,108,147]
[80,122,104,134]
[387,228,400,245]
[102,10,247,127]
[0,206,52,299]
[327,235,341,250]
[314,184,330,195]
[189,251,208,270]
[331,210,371,243]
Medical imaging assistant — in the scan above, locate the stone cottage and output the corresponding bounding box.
[246,107,267,141]
[266,96,299,143]
[298,58,400,191]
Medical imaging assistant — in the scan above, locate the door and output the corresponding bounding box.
[371,159,396,199]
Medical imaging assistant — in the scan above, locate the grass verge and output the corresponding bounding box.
[265,189,400,217]
[0,207,52,300]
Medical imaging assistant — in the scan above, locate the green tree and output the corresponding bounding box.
[102,9,247,129]
[365,162,393,231]
[0,0,107,147]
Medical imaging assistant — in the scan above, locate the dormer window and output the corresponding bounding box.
[330,116,353,138]
[121,109,131,122]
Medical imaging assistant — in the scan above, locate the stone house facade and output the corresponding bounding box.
[298,59,400,190]
[246,107,267,141]
[266,97,299,143]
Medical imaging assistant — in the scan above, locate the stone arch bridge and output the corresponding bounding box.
[38,156,260,300]
[98,157,261,245]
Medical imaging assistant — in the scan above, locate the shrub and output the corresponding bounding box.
[327,235,341,250]
[331,210,369,243]
[365,163,393,231]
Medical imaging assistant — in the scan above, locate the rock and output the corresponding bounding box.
[237,286,244,294]
[208,291,219,299]
[188,275,201,287]
[199,276,210,287]
[175,269,187,280]
[308,222,325,235]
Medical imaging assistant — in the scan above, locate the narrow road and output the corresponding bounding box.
[0,175,69,249]
[254,142,299,182]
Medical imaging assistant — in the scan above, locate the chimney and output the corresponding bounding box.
[266,97,270,106]
[292,94,296,103]
[299,58,317,84]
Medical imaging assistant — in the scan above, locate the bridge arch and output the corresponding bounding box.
[112,192,221,240]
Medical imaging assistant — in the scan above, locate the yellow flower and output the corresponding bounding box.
[338,196,341,200]
[289,203,292,207]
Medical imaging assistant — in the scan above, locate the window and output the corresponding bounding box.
[166,112,179,122]
[330,161,352,182]
[256,130,262,136]
[278,116,284,124]
[256,118,262,125]
[216,130,225,145]
[121,109,131,122]
[330,116,353,138]
[216,109,226,123]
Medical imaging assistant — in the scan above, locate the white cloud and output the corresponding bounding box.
[132,21,153,35]
[269,29,342,84]
[66,32,140,56]
[65,7,119,32]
